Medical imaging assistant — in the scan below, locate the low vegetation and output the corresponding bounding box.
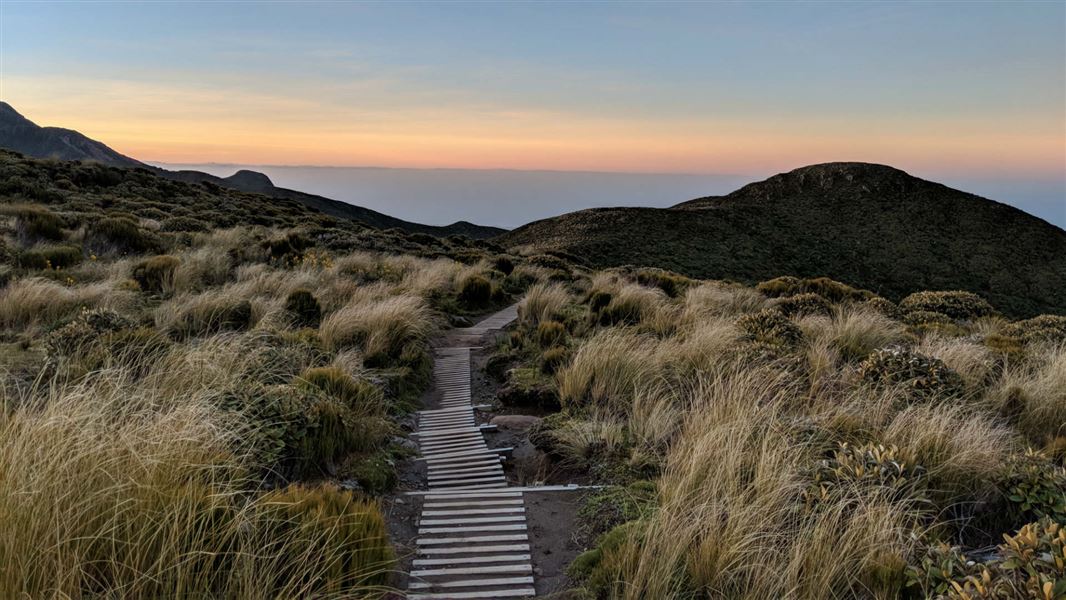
[0,153,551,598]
[494,266,1066,599]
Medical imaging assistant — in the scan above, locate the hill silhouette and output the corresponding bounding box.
[499,162,1066,318]
[0,103,503,239]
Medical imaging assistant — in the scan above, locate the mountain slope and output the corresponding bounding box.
[499,162,1066,318]
[0,102,143,168]
[0,103,504,239]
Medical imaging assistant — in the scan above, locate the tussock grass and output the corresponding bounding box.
[0,370,394,598]
[518,282,570,326]
[320,295,434,364]
[986,343,1066,443]
[0,276,136,330]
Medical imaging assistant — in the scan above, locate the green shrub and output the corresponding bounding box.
[492,256,515,275]
[756,276,873,302]
[1003,315,1066,344]
[903,310,954,327]
[457,273,493,308]
[45,308,132,359]
[526,254,572,271]
[906,519,1066,600]
[579,481,658,540]
[1001,449,1066,522]
[805,443,926,508]
[899,290,994,320]
[256,484,394,590]
[296,366,385,414]
[735,308,803,346]
[132,255,180,293]
[343,449,399,495]
[536,320,567,348]
[863,296,903,320]
[85,217,163,255]
[159,216,209,233]
[773,292,832,317]
[540,345,570,375]
[857,347,965,400]
[11,206,64,243]
[634,268,693,298]
[284,288,322,327]
[17,245,82,269]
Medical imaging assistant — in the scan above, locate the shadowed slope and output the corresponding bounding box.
[499,163,1066,318]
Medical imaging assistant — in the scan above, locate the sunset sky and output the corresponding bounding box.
[1,1,1063,225]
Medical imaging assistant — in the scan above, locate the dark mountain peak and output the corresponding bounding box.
[223,169,274,193]
[0,101,38,130]
[728,162,930,201]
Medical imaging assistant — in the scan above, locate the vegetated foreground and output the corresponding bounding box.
[0,150,1063,598]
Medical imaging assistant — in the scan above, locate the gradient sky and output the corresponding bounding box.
[1,1,1064,225]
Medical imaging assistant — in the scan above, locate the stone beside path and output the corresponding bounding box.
[405,304,537,600]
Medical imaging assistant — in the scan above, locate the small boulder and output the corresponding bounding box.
[490,415,543,431]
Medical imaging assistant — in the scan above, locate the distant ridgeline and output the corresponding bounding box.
[0,102,504,239]
[500,163,1066,318]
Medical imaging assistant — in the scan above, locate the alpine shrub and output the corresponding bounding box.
[899,290,994,321]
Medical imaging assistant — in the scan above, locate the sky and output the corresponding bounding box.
[1,1,1064,227]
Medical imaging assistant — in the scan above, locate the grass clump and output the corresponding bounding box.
[457,272,493,308]
[85,216,163,256]
[321,295,433,367]
[132,254,180,293]
[539,345,569,375]
[159,292,255,338]
[518,282,569,326]
[535,320,567,348]
[17,244,83,269]
[900,290,994,321]
[284,288,322,327]
[634,268,693,298]
[3,204,65,243]
[296,366,385,414]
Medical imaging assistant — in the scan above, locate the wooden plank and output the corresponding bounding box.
[418,524,527,534]
[408,576,534,589]
[411,564,532,577]
[406,588,535,599]
[430,478,509,488]
[417,543,529,555]
[427,469,504,482]
[422,507,524,516]
[421,514,525,524]
[413,554,531,567]
[426,466,504,479]
[421,490,522,501]
[416,534,528,545]
[424,499,524,508]
[413,425,495,437]
[417,447,513,461]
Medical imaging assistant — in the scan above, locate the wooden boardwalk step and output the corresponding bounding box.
[411,564,532,577]
[413,554,531,567]
[406,588,535,599]
[408,575,535,589]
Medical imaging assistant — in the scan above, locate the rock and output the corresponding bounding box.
[339,479,364,492]
[490,414,543,431]
[391,436,418,451]
[449,315,474,327]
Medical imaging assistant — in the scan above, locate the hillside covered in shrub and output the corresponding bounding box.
[498,162,1066,319]
[492,267,1066,599]
[0,162,554,597]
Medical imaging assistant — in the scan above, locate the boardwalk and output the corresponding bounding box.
[405,304,536,600]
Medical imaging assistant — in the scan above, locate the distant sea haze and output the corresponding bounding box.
[154,164,1066,230]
